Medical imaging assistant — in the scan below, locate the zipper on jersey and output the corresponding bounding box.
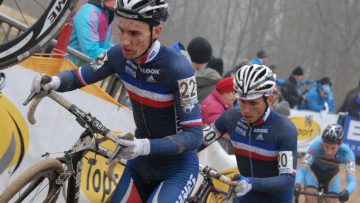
[247,123,254,178]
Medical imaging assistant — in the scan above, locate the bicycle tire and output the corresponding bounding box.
[0,158,64,203]
[0,0,79,70]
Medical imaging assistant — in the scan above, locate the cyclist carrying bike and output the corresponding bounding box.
[31,0,203,202]
[200,64,298,202]
[295,124,357,203]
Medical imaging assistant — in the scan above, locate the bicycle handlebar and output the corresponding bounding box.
[24,89,123,180]
[199,164,231,184]
[295,190,341,198]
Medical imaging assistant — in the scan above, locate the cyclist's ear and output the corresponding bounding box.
[152,25,163,39]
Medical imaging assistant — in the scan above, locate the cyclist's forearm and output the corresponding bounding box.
[149,126,203,155]
[346,173,357,194]
[294,165,309,184]
[251,174,295,193]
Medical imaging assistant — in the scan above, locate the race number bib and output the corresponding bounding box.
[278,151,294,174]
[202,125,222,146]
[345,160,356,173]
[178,76,198,113]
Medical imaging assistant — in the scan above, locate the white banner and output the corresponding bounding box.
[0,65,135,202]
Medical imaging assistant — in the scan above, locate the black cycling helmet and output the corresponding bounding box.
[321,124,344,144]
[116,0,169,26]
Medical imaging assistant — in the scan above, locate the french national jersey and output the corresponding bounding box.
[202,107,298,203]
[56,41,203,155]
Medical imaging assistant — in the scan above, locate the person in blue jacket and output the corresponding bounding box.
[299,78,335,113]
[69,0,115,66]
[295,124,357,203]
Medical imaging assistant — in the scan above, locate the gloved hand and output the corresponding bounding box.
[116,133,150,160]
[294,183,302,195]
[31,74,61,93]
[233,176,252,197]
[339,190,349,202]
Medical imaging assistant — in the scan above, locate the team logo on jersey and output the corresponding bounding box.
[255,134,265,140]
[139,67,160,75]
[178,76,198,114]
[146,75,156,83]
[125,66,136,78]
[345,160,356,172]
[90,52,108,71]
[253,128,269,134]
[235,126,246,136]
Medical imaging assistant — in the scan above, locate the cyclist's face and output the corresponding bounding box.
[322,143,339,158]
[118,17,162,63]
[238,96,272,123]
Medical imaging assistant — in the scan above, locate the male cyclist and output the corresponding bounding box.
[295,124,357,203]
[200,64,298,202]
[31,0,203,202]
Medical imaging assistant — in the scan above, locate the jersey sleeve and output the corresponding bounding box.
[57,47,119,92]
[149,59,203,154]
[343,145,357,194]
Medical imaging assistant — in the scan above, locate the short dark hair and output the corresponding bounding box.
[256,50,267,59]
[187,36,213,64]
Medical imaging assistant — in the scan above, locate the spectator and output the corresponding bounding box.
[201,77,235,154]
[187,36,222,103]
[249,50,269,65]
[223,59,249,78]
[269,64,285,86]
[272,86,291,116]
[298,83,335,113]
[338,92,360,118]
[281,66,314,108]
[207,56,224,76]
[338,80,360,113]
[68,0,115,66]
[169,41,191,63]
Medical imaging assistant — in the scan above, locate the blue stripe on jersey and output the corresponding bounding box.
[231,134,278,151]
[119,71,171,94]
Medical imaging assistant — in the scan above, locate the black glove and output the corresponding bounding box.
[339,190,349,202]
[294,183,302,195]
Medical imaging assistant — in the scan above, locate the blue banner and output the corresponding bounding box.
[342,115,360,157]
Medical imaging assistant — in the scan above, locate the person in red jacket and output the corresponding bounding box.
[201,77,235,154]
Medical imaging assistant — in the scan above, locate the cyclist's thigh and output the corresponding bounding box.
[110,165,143,203]
[305,169,319,189]
[146,166,198,203]
[326,173,341,193]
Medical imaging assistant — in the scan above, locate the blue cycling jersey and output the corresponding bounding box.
[56,41,203,202]
[295,139,357,194]
[203,107,298,203]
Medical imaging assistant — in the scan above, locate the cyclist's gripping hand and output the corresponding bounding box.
[31,74,61,93]
[117,133,150,160]
[294,183,302,195]
[339,190,349,202]
[230,175,252,197]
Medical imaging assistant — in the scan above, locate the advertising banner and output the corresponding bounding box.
[342,115,360,157]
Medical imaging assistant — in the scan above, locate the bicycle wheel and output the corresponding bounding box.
[0,0,79,69]
[0,158,64,203]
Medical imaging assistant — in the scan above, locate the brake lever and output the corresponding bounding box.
[23,75,52,106]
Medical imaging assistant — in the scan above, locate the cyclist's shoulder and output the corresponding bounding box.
[157,45,194,77]
[338,143,356,159]
[268,110,296,131]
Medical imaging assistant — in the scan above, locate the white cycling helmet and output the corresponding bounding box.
[234,64,276,100]
[321,124,344,144]
[116,0,169,25]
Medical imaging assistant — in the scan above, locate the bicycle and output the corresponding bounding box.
[0,89,126,203]
[187,164,235,203]
[294,189,344,203]
[0,0,79,69]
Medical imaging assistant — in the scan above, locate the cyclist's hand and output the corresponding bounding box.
[339,189,349,202]
[231,176,252,197]
[294,183,302,195]
[31,74,60,93]
[117,134,150,160]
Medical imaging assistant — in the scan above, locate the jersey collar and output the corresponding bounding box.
[140,40,161,64]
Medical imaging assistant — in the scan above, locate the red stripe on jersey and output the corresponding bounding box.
[128,90,174,108]
[233,147,278,161]
[75,68,87,86]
